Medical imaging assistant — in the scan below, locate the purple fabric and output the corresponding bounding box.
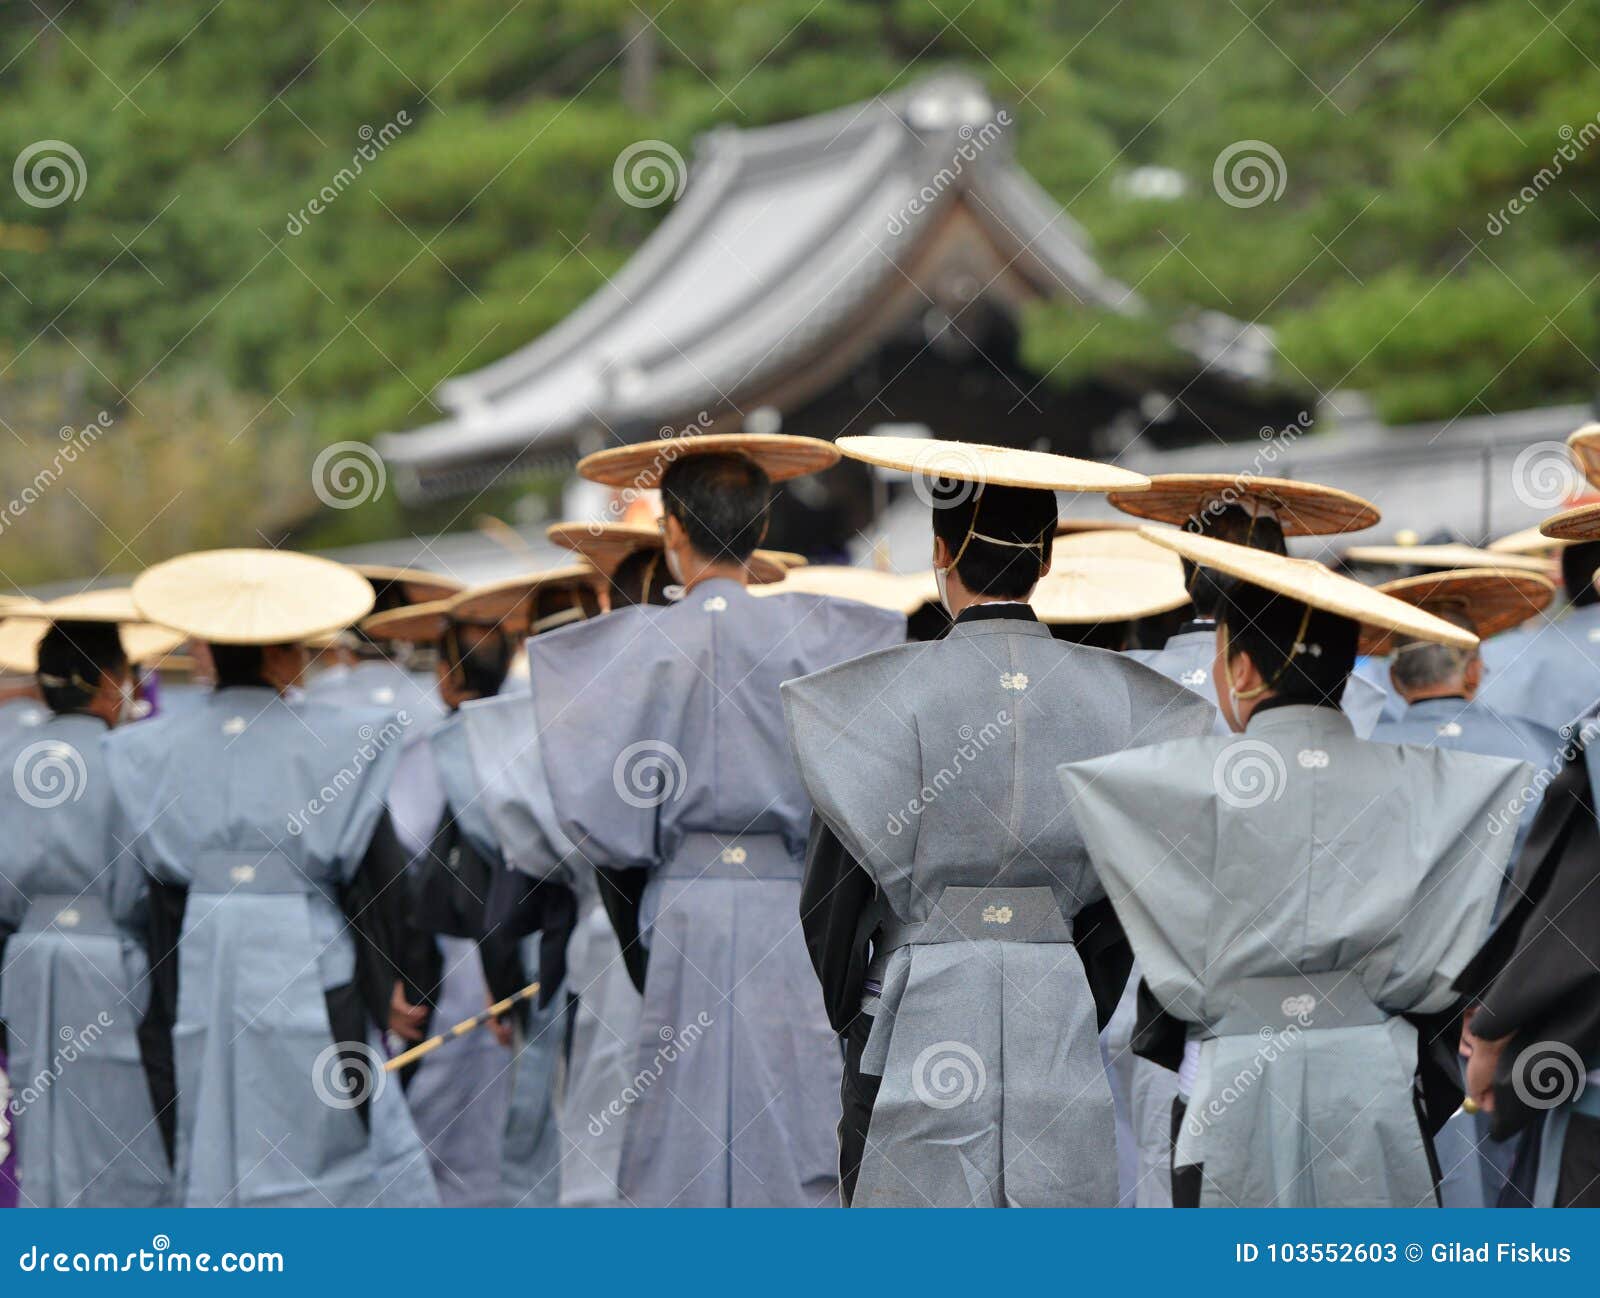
[0,1049,17,1208]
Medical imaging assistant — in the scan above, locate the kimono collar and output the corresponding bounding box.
[945,609,1052,642]
[683,575,750,606]
[955,602,1037,625]
[1245,701,1354,737]
[1403,695,1473,717]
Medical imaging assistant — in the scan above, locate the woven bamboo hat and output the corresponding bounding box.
[1360,568,1555,655]
[544,521,798,585]
[1344,542,1550,574]
[1031,556,1191,625]
[0,589,187,674]
[578,433,838,489]
[1140,528,1478,649]
[836,435,1148,492]
[1109,474,1379,536]
[749,565,935,616]
[132,550,375,646]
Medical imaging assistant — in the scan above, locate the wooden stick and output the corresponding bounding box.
[383,981,540,1073]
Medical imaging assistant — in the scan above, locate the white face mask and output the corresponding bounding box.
[933,563,952,615]
[663,541,684,586]
[115,677,145,726]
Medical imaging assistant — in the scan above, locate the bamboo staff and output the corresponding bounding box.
[384,980,540,1073]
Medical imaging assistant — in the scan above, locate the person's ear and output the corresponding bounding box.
[662,513,688,551]
[1463,652,1484,696]
[933,535,953,569]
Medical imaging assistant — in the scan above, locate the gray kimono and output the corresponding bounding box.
[1061,705,1525,1207]
[1129,627,1386,736]
[0,697,47,739]
[0,713,170,1207]
[1478,604,1600,732]
[783,618,1215,1206]
[386,714,516,1207]
[304,659,447,733]
[105,686,439,1208]
[526,578,904,1207]
[463,691,625,1208]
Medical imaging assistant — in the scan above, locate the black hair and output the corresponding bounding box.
[660,453,772,564]
[611,547,673,608]
[209,642,269,688]
[1218,578,1356,707]
[36,621,126,716]
[1561,539,1600,609]
[930,483,1057,599]
[442,623,513,701]
[1183,503,1289,619]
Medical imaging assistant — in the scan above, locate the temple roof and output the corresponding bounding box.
[379,74,1277,501]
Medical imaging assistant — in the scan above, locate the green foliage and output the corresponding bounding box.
[0,0,1596,579]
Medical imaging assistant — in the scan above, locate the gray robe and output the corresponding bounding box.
[386,715,516,1208]
[1129,627,1386,736]
[105,686,439,1208]
[0,697,48,739]
[526,578,904,1207]
[304,659,447,733]
[1478,604,1600,732]
[1061,705,1525,1207]
[463,691,627,1208]
[0,713,170,1207]
[783,618,1215,1206]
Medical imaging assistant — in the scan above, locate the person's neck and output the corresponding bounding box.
[678,551,749,595]
[943,580,1031,621]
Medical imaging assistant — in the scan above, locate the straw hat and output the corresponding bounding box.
[1108,474,1379,536]
[1343,542,1550,574]
[544,521,798,585]
[578,433,838,489]
[1360,568,1555,656]
[132,549,376,646]
[448,565,598,630]
[361,600,451,645]
[749,565,935,615]
[1488,524,1571,556]
[1054,518,1142,537]
[1032,557,1191,625]
[1052,528,1182,564]
[1139,527,1478,649]
[1538,500,1600,544]
[836,435,1148,492]
[349,564,465,605]
[1568,423,1600,487]
[0,589,187,675]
